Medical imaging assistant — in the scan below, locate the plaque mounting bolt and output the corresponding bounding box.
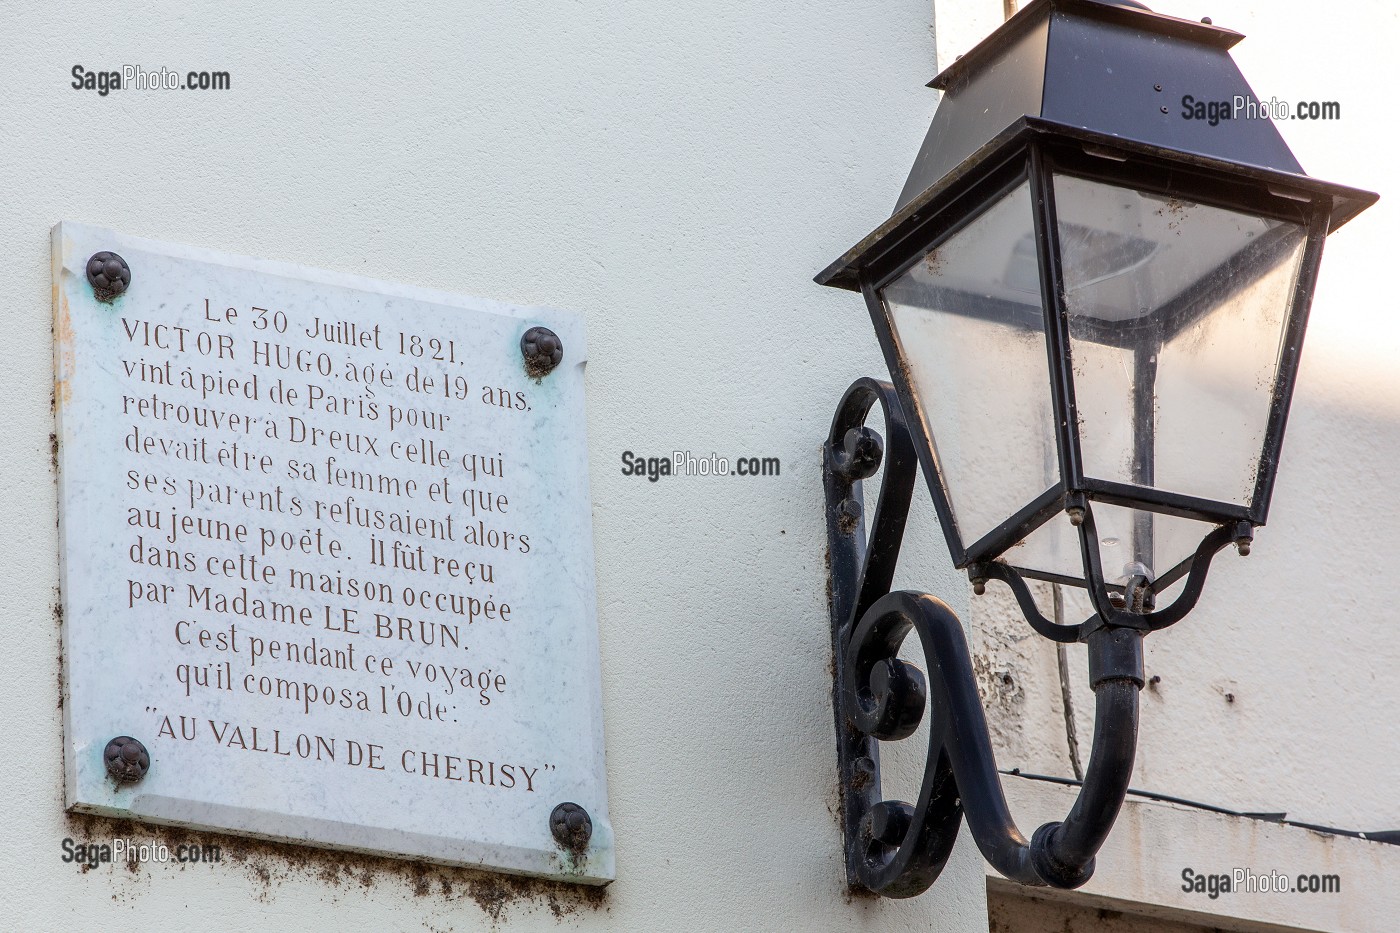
[521,326,563,378]
[103,736,150,784]
[550,802,592,853]
[86,251,131,303]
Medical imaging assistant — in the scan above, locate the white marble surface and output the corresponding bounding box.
[54,221,612,883]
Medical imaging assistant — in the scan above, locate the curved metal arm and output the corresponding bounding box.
[843,591,1142,893]
[823,377,1150,895]
[824,376,919,634]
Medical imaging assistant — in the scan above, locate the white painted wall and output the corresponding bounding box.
[0,1,995,929]
[930,0,1400,917]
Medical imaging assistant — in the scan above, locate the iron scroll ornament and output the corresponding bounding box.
[824,378,1241,894]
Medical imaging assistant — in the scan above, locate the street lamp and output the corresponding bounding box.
[818,0,1375,896]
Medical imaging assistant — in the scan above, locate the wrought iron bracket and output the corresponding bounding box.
[825,378,1156,895]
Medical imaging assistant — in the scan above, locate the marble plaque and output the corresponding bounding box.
[53,221,613,883]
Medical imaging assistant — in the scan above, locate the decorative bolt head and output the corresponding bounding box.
[1230,521,1254,557]
[521,326,563,378]
[837,497,862,534]
[972,578,987,596]
[851,755,876,790]
[1067,507,1085,527]
[86,251,131,302]
[550,802,592,853]
[104,736,149,784]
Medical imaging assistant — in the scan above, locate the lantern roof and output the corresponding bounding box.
[816,0,1377,292]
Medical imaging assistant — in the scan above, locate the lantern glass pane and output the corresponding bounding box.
[882,180,1057,550]
[1053,174,1309,510]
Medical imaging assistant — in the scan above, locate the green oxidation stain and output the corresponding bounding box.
[72,277,124,325]
[518,373,573,477]
[95,289,126,311]
[72,281,126,354]
[73,265,128,313]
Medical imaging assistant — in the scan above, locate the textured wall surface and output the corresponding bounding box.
[0,1,990,929]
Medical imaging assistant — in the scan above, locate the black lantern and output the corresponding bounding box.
[819,0,1375,897]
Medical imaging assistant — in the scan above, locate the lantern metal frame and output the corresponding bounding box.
[816,3,1377,897]
[821,120,1367,632]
